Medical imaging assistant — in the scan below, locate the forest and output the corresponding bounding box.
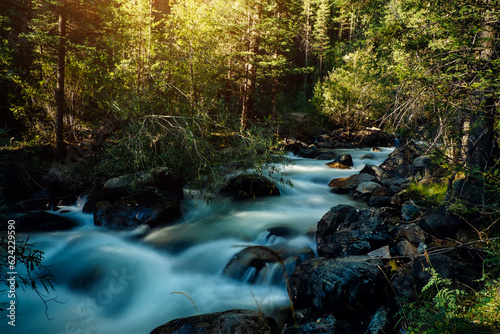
[1,0,500,333]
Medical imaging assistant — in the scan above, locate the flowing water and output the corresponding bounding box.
[1,148,393,334]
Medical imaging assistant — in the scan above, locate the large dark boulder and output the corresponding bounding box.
[83,167,184,221]
[221,174,280,200]
[288,256,386,316]
[297,146,337,160]
[43,167,76,197]
[150,309,279,334]
[316,205,399,257]
[360,164,392,180]
[452,176,485,205]
[16,211,77,232]
[103,167,183,197]
[94,195,181,230]
[328,173,377,194]
[411,156,444,179]
[222,245,314,285]
[420,205,466,237]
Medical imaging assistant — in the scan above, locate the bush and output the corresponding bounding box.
[312,47,393,130]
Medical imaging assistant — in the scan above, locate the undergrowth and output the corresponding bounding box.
[401,243,500,333]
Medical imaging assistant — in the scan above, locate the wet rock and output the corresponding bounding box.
[326,161,351,169]
[412,254,464,284]
[150,309,279,334]
[296,146,319,159]
[369,196,393,207]
[16,211,77,232]
[335,154,354,167]
[381,177,411,193]
[396,239,419,257]
[316,205,399,257]
[104,167,183,197]
[367,306,391,334]
[43,167,75,197]
[223,245,314,285]
[221,174,280,200]
[401,202,421,222]
[360,154,375,160]
[372,147,382,152]
[380,147,414,177]
[283,137,307,154]
[284,137,308,154]
[360,164,393,180]
[372,186,391,197]
[392,268,419,300]
[412,156,443,178]
[397,223,428,245]
[355,181,381,195]
[420,205,466,237]
[367,245,391,258]
[288,256,386,316]
[94,197,181,230]
[328,173,376,193]
[452,176,484,205]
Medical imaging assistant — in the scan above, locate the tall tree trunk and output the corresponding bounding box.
[467,2,496,172]
[240,6,261,131]
[56,10,67,156]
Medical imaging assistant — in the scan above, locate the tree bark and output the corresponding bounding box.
[240,5,261,132]
[466,2,496,172]
[56,10,67,157]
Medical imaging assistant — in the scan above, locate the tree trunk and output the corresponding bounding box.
[56,10,67,157]
[466,2,496,172]
[240,6,261,131]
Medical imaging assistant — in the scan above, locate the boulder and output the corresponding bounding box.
[103,167,183,197]
[288,256,386,316]
[360,164,393,180]
[328,173,376,193]
[391,268,420,301]
[283,137,308,154]
[380,147,415,177]
[381,177,411,193]
[94,196,181,230]
[372,186,391,197]
[420,205,466,237]
[396,239,419,257]
[326,162,351,170]
[369,196,393,207]
[43,167,75,197]
[367,245,391,258]
[412,254,465,284]
[452,176,484,205]
[367,306,392,334]
[401,202,421,222]
[222,245,314,284]
[150,309,279,334]
[316,205,400,257]
[396,223,428,245]
[220,174,280,200]
[297,145,337,160]
[355,181,381,194]
[412,156,443,178]
[334,154,353,167]
[16,212,77,232]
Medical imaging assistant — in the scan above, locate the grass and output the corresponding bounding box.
[401,181,448,208]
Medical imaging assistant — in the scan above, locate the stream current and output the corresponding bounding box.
[2,148,393,334]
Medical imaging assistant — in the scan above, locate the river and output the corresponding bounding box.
[1,148,393,334]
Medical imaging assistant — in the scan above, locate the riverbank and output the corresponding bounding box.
[1,131,499,334]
